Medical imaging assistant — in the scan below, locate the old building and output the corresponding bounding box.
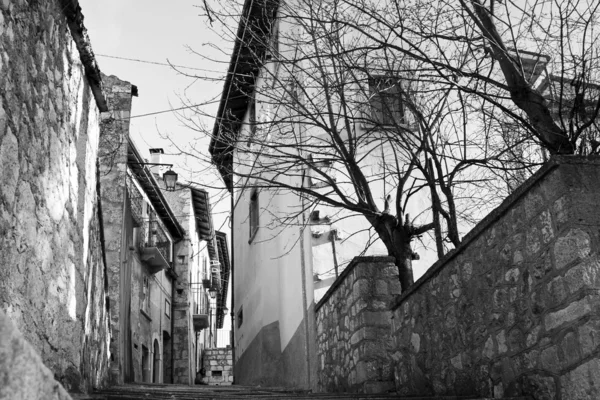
[0,1,229,394]
[208,0,430,389]
[98,76,231,385]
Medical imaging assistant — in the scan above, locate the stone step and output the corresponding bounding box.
[81,384,533,400]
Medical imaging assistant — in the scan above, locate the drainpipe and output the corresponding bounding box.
[170,240,182,384]
[230,190,235,382]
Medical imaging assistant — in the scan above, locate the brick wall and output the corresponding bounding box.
[315,256,401,393]
[390,156,600,399]
[0,0,109,393]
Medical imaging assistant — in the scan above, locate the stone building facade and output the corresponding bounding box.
[0,0,110,393]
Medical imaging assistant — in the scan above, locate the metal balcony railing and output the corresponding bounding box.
[141,220,171,263]
[126,175,144,227]
[191,284,210,331]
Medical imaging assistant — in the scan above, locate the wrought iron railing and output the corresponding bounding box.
[191,284,210,315]
[126,175,144,227]
[140,219,171,262]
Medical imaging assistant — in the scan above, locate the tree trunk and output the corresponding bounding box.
[369,214,415,291]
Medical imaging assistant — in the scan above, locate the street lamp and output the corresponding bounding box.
[208,288,218,299]
[162,169,178,191]
[222,306,229,315]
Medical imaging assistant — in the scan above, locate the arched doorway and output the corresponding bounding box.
[152,339,161,383]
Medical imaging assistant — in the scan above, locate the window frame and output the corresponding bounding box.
[249,189,259,243]
[368,76,406,126]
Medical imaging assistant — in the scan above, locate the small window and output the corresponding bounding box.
[237,307,244,328]
[165,299,170,318]
[212,370,223,377]
[308,155,336,188]
[369,77,405,125]
[249,190,259,242]
[141,276,150,313]
[247,97,257,146]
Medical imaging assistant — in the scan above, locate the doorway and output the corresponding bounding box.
[141,345,150,383]
[163,331,172,383]
[153,339,161,383]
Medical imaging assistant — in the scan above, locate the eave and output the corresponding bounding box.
[127,140,185,240]
[215,231,231,329]
[209,0,280,192]
[190,187,214,241]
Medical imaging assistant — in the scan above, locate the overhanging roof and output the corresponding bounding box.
[215,231,231,329]
[127,141,185,240]
[190,187,214,241]
[209,0,280,191]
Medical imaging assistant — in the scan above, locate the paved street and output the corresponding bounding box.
[73,384,532,400]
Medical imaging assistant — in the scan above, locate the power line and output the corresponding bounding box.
[96,53,224,74]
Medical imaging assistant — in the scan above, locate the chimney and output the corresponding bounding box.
[149,148,164,176]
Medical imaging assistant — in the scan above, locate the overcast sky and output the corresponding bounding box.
[79,0,228,185]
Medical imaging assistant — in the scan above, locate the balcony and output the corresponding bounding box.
[140,220,172,274]
[126,175,144,227]
[191,285,210,332]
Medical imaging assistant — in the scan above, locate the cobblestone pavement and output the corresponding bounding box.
[73,384,533,400]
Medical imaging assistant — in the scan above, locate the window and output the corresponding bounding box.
[249,190,259,242]
[369,77,405,125]
[307,155,336,188]
[141,276,150,314]
[164,299,170,318]
[247,96,257,146]
[237,307,244,328]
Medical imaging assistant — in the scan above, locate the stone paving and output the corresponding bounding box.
[78,384,532,400]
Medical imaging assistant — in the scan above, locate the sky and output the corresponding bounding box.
[79,0,234,340]
[80,0,229,190]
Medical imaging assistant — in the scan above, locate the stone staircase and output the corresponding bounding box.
[73,384,533,400]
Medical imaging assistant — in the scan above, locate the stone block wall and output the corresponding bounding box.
[98,74,134,385]
[0,0,110,393]
[202,348,234,385]
[315,256,401,393]
[390,156,600,399]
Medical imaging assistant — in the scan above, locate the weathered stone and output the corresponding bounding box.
[0,311,72,400]
[554,228,591,270]
[560,358,600,399]
[545,297,593,331]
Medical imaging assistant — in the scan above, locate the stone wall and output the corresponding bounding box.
[0,0,109,393]
[98,74,134,385]
[202,347,234,385]
[390,156,600,399]
[0,310,73,400]
[315,256,401,393]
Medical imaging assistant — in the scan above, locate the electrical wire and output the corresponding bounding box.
[96,53,225,74]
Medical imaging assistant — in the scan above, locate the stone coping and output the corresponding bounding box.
[391,155,600,311]
[315,256,395,312]
[58,0,107,112]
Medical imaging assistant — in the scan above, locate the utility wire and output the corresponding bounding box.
[96,53,224,74]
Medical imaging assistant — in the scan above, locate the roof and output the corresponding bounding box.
[126,140,185,240]
[209,0,280,191]
[215,231,231,329]
[190,187,215,241]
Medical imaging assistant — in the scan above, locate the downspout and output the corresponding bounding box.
[170,239,182,384]
[230,191,235,382]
